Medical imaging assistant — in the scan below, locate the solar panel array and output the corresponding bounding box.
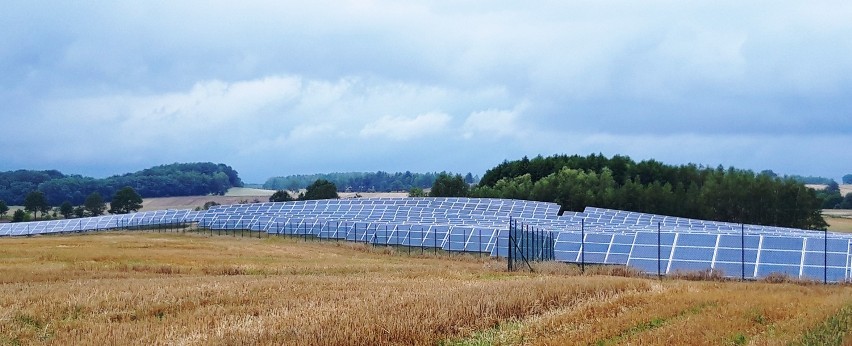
[554,207,852,282]
[0,209,202,236]
[198,198,559,257]
[1,198,850,282]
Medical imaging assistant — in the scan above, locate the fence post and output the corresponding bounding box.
[434,225,438,255]
[824,228,828,284]
[508,217,513,271]
[581,219,585,274]
[523,224,528,262]
[741,223,745,281]
[506,218,517,271]
[657,222,661,280]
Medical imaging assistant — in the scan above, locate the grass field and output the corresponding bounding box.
[824,210,852,233]
[1,232,851,345]
[826,216,852,233]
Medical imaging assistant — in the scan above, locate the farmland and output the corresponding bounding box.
[138,188,408,211]
[1,232,851,345]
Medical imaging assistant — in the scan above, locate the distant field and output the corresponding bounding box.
[1,232,850,345]
[824,210,852,233]
[140,187,275,211]
[826,217,852,233]
[808,184,852,196]
[140,189,408,211]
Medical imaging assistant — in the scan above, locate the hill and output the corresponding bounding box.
[0,162,242,206]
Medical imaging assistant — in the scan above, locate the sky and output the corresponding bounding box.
[2,1,851,183]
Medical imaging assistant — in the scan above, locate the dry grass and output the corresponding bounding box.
[458,281,852,346]
[824,213,852,233]
[1,232,851,345]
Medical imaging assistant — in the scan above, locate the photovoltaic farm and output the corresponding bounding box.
[2,197,851,282]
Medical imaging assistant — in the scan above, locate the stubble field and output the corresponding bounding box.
[1,232,851,345]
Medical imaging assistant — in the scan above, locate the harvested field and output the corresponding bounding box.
[140,195,268,211]
[824,211,852,233]
[140,190,409,211]
[139,187,275,211]
[808,184,852,196]
[1,232,851,345]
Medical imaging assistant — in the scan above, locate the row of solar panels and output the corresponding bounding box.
[257,218,552,259]
[204,198,562,224]
[0,209,205,236]
[555,231,852,282]
[576,207,852,239]
[198,199,564,234]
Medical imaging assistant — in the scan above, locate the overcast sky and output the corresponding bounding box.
[2,1,850,183]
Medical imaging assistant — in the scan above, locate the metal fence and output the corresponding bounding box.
[507,217,556,271]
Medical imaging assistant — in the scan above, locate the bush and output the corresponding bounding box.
[12,209,28,223]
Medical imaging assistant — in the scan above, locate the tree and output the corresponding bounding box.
[430,173,469,197]
[759,170,778,178]
[269,190,295,202]
[844,174,852,184]
[0,200,8,218]
[301,179,339,200]
[826,180,841,194]
[464,172,475,184]
[12,209,27,222]
[84,192,106,216]
[73,206,86,218]
[840,193,852,209]
[60,201,74,219]
[24,191,50,220]
[109,186,143,214]
[202,201,220,210]
[408,187,427,197]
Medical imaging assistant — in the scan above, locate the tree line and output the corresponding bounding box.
[814,180,852,209]
[268,179,341,202]
[1,187,143,223]
[263,171,477,192]
[0,162,242,206]
[269,175,474,201]
[459,154,828,230]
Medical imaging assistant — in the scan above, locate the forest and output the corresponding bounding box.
[472,154,829,230]
[263,171,477,192]
[0,162,242,206]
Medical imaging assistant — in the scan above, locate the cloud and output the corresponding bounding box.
[360,112,452,141]
[462,105,527,140]
[1,1,851,181]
